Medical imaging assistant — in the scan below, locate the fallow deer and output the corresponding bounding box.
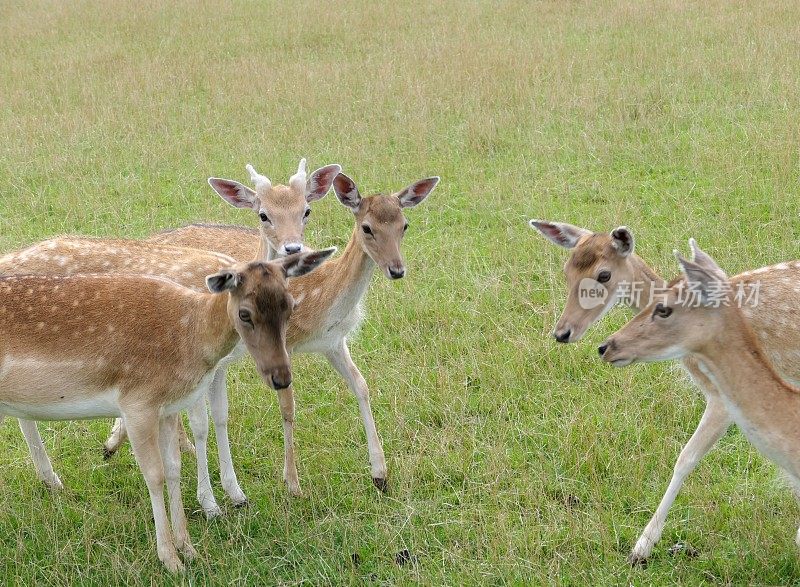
[0,237,335,518]
[0,249,334,571]
[599,240,800,556]
[139,173,440,496]
[530,220,800,562]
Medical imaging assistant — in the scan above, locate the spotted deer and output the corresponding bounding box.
[599,240,800,556]
[0,237,335,518]
[530,220,800,563]
[0,250,333,572]
[141,173,440,496]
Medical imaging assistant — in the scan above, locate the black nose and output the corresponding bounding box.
[389,267,405,279]
[271,374,292,390]
[284,243,302,254]
[598,343,608,357]
[554,329,571,343]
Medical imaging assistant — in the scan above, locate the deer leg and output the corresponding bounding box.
[186,396,222,518]
[325,340,387,492]
[629,360,731,564]
[18,419,63,490]
[103,417,128,460]
[177,418,195,455]
[159,413,196,559]
[276,385,302,497]
[207,366,247,506]
[123,408,182,573]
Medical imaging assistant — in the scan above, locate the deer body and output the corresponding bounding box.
[600,241,800,552]
[530,221,800,562]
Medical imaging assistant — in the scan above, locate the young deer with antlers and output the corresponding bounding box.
[0,250,333,571]
[145,172,440,495]
[151,158,341,259]
[530,220,800,562]
[599,240,800,555]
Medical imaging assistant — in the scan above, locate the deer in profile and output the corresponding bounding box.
[599,240,800,556]
[530,220,800,562]
[0,250,333,571]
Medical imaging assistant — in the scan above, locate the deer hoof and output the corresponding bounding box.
[372,477,389,493]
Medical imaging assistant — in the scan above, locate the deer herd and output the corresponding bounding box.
[0,159,798,571]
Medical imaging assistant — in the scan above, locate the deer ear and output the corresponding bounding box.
[333,173,362,211]
[278,247,337,278]
[206,269,240,293]
[208,178,259,210]
[611,226,634,257]
[306,164,342,202]
[529,220,591,249]
[675,241,728,305]
[396,177,439,208]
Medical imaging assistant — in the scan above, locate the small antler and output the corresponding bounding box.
[245,163,272,191]
[289,157,308,192]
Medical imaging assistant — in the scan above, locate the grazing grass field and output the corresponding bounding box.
[2,0,800,584]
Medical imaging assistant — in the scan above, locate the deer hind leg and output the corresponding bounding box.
[159,413,196,559]
[629,360,732,564]
[325,340,387,492]
[276,385,302,497]
[186,394,222,518]
[103,417,128,459]
[18,419,63,490]
[177,418,195,455]
[207,366,247,506]
[123,407,182,573]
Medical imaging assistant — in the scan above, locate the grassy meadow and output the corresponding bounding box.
[2,0,800,584]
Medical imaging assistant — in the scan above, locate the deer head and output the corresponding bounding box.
[208,159,341,257]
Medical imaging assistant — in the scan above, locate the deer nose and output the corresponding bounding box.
[598,343,609,357]
[271,372,292,390]
[554,329,571,343]
[283,243,302,255]
[388,267,405,280]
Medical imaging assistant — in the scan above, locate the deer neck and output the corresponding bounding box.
[328,227,376,306]
[692,309,798,420]
[622,254,667,312]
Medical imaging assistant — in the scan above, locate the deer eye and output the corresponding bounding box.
[303,208,311,219]
[238,309,253,324]
[259,212,271,224]
[403,222,409,232]
[597,270,611,283]
[653,303,673,318]
[361,224,373,236]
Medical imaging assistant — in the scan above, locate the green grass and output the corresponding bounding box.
[2,0,800,584]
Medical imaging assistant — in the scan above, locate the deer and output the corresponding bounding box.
[599,240,800,556]
[0,249,334,571]
[122,172,439,497]
[529,220,800,563]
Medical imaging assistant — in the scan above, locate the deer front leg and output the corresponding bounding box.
[123,408,182,573]
[628,361,732,564]
[159,413,196,560]
[325,340,387,492]
[18,419,63,490]
[276,385,302,497]
[186,397,222,518]
[207,366,247,506]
